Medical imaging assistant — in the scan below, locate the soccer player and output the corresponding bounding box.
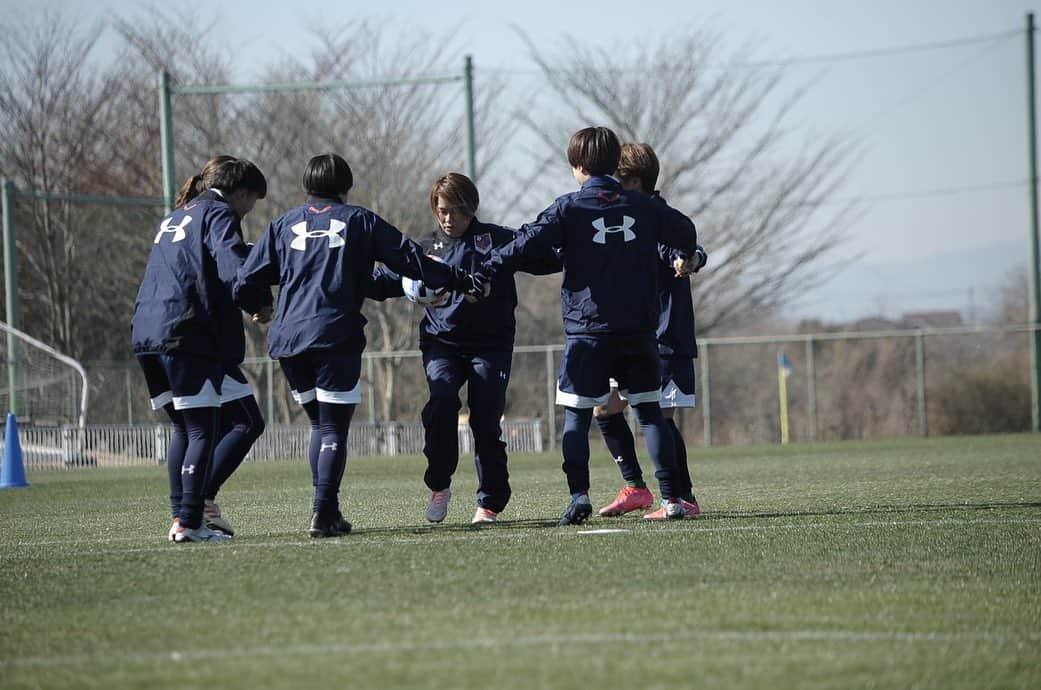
[476,127,698,525]
[594,143,706,520]
[170,156,274,538]
[132,157,269,543]
[234,154,484,538]
[368,173,559,525]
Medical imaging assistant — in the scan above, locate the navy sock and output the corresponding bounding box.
[561,407,593,495]
[163,405,186,518]
[632,403,677,500]
[595,411,645,486]
[206,395,265,500]
[176,406,220,529]
[302,400,321,488]
[313,403,355,516]
[667,418,695,502]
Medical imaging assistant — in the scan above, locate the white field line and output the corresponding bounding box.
[2,516,1040,557]
[3,628,1039,670]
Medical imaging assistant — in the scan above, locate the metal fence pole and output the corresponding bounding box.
[806,336,818,442]
[463,55,477,183]
[700,343,712,446]
[915,331,928,436]
[366,356,377,423]
[1027,12,1041,432]
[2,179,20,416]
[265,357,274,424]
[125,363,134,425]
[545,347,556,450]
[158,70,176,212]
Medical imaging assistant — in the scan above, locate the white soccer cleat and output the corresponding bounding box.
[168,517,179,542]
[173,524,233,543]
[426,488,452,523]
[471,507,498,524]
[203,499,235,536]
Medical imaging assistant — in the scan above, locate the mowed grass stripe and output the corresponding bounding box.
[2,514,1039,558]
[4,627,1039,670]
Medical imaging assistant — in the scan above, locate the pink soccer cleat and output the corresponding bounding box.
[598,486,654,516]
[426,488,452,523]
[471,507,498,524]
[642,498,686,521]
[682,499,701,518]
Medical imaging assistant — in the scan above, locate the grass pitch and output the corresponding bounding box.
[1,434,1039,689]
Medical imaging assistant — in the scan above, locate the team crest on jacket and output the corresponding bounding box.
[474,233,492,254]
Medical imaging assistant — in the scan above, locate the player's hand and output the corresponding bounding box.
[593,389,629,417]
[673,256,695,277]
[455,272,490,302]
[252,306,273,324]
[429,288,451,307]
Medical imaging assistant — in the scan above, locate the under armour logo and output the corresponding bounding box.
[433,241,444,250]
[591,216,636,244]
[154,215,193,244]
[320,442,338,452]
[291,219,346,251]
[181,464,196,475]
[499,371,507,380]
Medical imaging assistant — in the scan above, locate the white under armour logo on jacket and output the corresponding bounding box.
[154,215,193,244]
[591,216,636,244]
[290,219,347,251]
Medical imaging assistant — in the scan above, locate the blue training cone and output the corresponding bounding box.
[1,412,29,489]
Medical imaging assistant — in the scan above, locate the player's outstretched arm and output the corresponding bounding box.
[656,202,697,257]
[234,220,281,315]
[480,203,565,279]
[367,265,406,301]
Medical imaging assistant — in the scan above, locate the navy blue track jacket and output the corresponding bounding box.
[479,176,697,337]
[368,219,561,351]
[235,197,464,358]
[131,190,270,363]
[655,193,707,359]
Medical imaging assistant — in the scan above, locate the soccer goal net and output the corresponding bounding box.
[0,321,88,428]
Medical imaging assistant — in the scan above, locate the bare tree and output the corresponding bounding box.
[514,27,859,334]
[0,12,162,362]
[987,265,1029,325]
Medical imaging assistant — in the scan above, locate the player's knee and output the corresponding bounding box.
[247,414,266,440]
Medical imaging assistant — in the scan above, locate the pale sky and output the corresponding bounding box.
[3,0,1039,322]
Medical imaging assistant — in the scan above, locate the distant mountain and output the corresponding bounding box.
[785,240,1026,324]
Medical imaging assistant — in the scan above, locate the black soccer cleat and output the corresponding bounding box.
[558,497,593,526]
[309,511,351,538]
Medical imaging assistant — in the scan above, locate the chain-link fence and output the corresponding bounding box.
[79,324,1041,452]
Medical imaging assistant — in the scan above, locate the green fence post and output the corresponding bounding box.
[2,179,19,416]
[1026,13,1041,432]
[463,55,477,183]
[159,70,176,212]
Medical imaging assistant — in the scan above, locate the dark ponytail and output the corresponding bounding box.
[174,155,238,207]
[174,173,204,207]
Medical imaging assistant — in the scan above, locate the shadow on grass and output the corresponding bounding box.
[347,517,564,537]
[251,501,1041,541]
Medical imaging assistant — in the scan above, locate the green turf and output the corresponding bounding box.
[1,434,1039,689]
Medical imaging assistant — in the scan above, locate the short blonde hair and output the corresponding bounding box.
[616,143,660,194]
[429,172,479,216]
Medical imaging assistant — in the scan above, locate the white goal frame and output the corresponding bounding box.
[0,320,88,428]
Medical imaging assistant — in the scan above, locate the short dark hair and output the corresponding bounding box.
[429,173,479,217]
[616,143,660,194]
[207,158,267,199]
[303,153,353,198]
[566,126,621,176]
